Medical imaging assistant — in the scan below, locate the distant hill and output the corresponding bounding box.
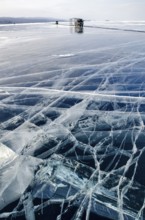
[0,17,64,24]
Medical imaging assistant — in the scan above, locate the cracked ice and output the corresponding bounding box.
[0,21,145,220]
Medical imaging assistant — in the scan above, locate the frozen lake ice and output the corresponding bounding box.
[0,21,145,220]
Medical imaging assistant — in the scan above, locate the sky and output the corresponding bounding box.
[0,0,145,21]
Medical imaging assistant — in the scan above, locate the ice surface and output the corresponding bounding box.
[0,145,41,211]
[0,143,17,167]
[0,21,145,220]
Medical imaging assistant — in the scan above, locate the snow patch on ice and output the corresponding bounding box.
[53,53,75,58]
[0,143,17,168]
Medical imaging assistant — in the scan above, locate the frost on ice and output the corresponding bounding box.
[0,22,145,220]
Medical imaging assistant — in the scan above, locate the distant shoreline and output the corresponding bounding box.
[0,17,65,25]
